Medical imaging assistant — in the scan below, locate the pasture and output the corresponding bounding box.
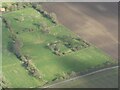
[2,7,116,88]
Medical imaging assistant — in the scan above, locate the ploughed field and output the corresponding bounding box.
[2,7,116,88]
[42,3,118,60]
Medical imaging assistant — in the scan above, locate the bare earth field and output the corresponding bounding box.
[42,2,118,60]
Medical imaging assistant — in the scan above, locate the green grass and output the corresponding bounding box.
[2,19,43,88]
[3,63,43,88]
[2,7,116,88]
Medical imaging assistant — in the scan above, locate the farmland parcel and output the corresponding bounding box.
[2,3,117,88]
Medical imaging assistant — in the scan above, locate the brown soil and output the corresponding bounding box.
[42,2,118,60]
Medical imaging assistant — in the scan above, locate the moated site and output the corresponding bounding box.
[1,2,117,88]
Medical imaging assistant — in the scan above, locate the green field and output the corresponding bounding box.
[2,6,116,88]
[47,68,118,88]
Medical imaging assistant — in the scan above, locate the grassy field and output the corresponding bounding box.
[47,68,118,88]
[2,7,116,88]
[2,20,43,87]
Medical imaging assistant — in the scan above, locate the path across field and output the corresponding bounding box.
[43,66,118,88]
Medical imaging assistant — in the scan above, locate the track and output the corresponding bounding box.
[43,66,118,88]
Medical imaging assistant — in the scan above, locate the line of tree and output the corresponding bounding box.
[3,18,23,59]
[21,55,43,80]
[2,2,32,12]
[8,35,43,80]
[2,18,13,33]
[8,35,23,59]
[4,18,43,81]
[32,4,59,25]
[3,2,59,24]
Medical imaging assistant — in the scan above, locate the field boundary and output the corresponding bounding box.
[42,66,118,88]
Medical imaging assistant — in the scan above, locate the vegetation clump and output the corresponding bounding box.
[52,71,77,82]
[22,57,43,80]
[47,36,90,56]
[0,77,9,88]
[58,35,90,51]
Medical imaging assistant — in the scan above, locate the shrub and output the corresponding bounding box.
[50,13,58,24]
[28,64,42,79]
[70,71,76,77]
